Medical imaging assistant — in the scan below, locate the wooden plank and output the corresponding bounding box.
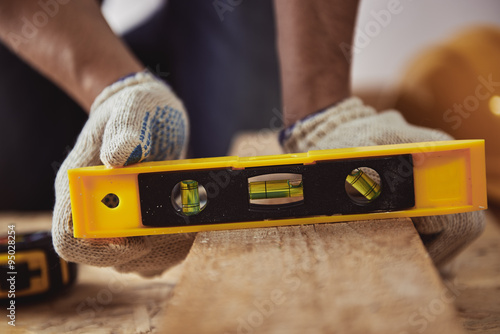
[161,218,465,334]
[2,211,500,333]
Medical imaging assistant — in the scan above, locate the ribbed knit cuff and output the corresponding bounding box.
[90,71,164,115]
[280,97,376,152]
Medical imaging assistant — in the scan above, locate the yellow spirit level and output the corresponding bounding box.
[69,140,487,238]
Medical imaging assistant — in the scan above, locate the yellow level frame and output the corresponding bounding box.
[69,140,487,238]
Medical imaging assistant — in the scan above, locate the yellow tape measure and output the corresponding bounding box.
[0,231,77,301]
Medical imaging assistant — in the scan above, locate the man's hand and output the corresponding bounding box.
[52,72,195,277]
[281,97,485,267]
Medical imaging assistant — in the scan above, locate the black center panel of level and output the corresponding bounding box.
[138,154,415,228]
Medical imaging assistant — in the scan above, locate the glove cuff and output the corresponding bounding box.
[280,96,377,153]
[90,71,165,115]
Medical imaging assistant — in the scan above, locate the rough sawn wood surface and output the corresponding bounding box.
[161,218,465,334]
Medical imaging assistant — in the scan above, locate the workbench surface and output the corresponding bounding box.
[0,210,499,334]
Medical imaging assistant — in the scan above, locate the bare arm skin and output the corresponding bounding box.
[0,0,143,112]
[274,0,360,126]
[0,1,359,120]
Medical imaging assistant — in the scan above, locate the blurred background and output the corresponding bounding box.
[0,0,499,209]
[392,29,500,206]
[352,0,500,205]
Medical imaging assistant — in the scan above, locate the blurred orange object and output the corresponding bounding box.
[395,26,500,205]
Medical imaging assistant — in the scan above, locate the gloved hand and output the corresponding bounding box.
[52,71,196,277]
[281,97,485,267]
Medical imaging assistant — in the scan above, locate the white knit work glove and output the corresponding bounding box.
[53,72,196,277]
[281,97,485,267]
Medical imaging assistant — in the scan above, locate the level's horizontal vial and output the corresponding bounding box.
[248,179,303,200]
[181,180,201,215]
[346,169,381,201]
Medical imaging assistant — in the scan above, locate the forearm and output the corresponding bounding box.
[0,0,143,111]
[274,0,360,126]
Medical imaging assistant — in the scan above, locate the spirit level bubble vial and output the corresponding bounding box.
[69,140,487,238]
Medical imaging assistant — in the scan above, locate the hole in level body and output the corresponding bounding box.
[102,193,120,208]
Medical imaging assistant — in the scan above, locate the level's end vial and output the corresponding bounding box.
[346,169,381,201]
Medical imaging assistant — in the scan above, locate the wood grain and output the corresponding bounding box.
[161,218,465,334]
[2,210,500,333]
